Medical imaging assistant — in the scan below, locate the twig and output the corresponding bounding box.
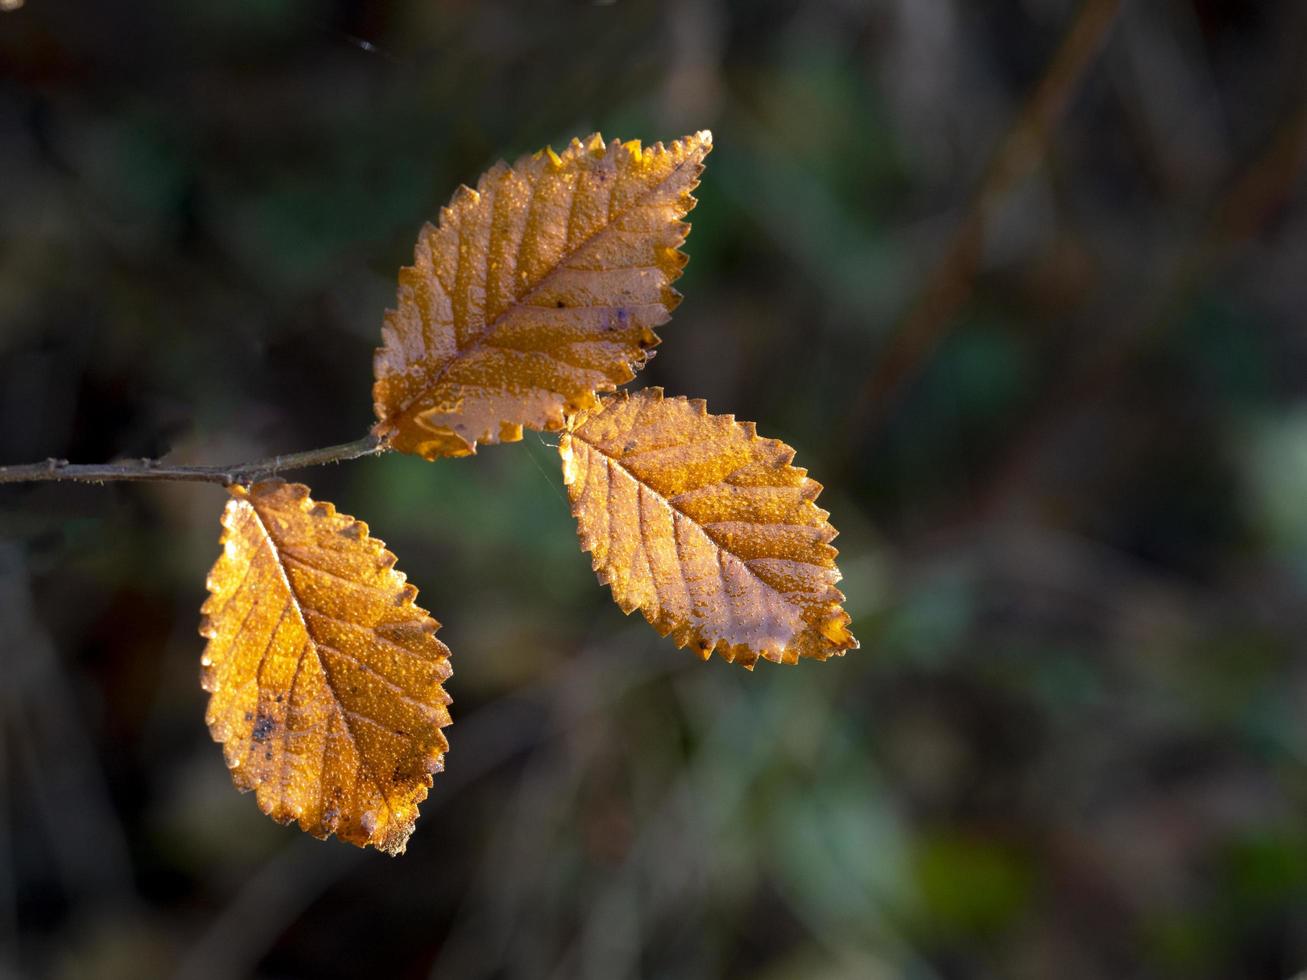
[0,434,388,487]
[841,0,1124,456]
[972,97,1307,517]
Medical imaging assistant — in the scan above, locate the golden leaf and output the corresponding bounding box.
[199,481,452,855]
[560,389,858,668]
[373,130,712,459]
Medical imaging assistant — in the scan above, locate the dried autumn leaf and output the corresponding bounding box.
[560,388,858,668]
[373,130,712,459]
[199,481,452,855]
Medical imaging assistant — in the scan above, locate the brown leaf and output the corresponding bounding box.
[560,389,858,668]
[373,130,712,459]
[199,481,452,855]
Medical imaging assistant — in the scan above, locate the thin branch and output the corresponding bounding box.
[840,0,1124,457]
[0,434,388,487]
[972,96,1307,518]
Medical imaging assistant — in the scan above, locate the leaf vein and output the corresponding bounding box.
[313,637,436,715]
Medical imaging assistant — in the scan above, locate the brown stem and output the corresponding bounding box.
[971,98,1307,519]
[0,434,388,487]
[840,0,1124,458]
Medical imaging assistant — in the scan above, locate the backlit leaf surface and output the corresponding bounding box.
[560,389,858,668]
[373,130,712,459]
[199,481,452,854]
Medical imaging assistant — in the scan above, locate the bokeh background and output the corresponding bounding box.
[3,1,1307,977]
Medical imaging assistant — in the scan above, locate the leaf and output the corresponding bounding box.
[373,130,712,459]
[560,388,858,668]
[198,481,452,855]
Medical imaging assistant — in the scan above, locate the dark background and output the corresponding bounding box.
[3,1,1307,977]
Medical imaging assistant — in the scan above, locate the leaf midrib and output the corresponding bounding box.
[245,499,394,823]
[572,430,800,613]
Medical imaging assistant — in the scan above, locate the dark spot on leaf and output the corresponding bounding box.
[252,713,276,741]
[556,300,566,308]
